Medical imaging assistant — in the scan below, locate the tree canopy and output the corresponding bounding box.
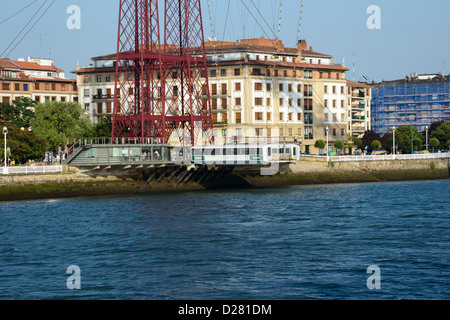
[0,97,36,130]
[430,122,450,150]
[30,101,94,152]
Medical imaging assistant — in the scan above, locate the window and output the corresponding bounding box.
[210,70,216,77]
[235,97,241,106]
[34,96,41,103]
[333,128,337,136]
[304,113,313,124]
[23,83,29,91]
[221,69,227,77]
[106,75,112,82]
[61,84,66,91]
[279,83,284,92]
[304,99,313,110]
[255,97,263,106]
[279,112,284,121]
[288,84,293,92]
[254,82,263,91]
[255,112,263,121]
[61,97,66,102]
[324,85,328,94]
[97,75,102,82]
[304,85,313,97]
[234,68,240,76]
[45,83,50,90]
[2,83,10,90]
[333,86,336,94]
[266,97,271,106]
[235,112,241,124]
[304,126,313,139]
[297,113,302,121]
[235,82,241,91]
[15,83,20,91]
[52,84,56,91]
[34,83,40,90]
[255,128,264,137]
[279,98,284,107]
[267,112,272,121]
[304,70,312,79]
[97,103,103,114]
[266,83,271,91]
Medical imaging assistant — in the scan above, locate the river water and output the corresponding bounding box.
[0,179,449,300]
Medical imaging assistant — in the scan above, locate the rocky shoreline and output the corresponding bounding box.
[0,157,448,202]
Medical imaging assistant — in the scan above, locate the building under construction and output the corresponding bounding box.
[371,73,450,135]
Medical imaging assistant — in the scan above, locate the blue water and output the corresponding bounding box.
[0,180,449,300]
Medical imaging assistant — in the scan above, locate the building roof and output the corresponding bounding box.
[346,80,372,88]
[373,73,450,88]
[12,60,62,72]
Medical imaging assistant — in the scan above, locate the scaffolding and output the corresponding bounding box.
[372,75,450,135]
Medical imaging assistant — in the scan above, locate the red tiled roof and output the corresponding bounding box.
[346,80,372,88]
[0,59,22,70]
[12,60,62,72]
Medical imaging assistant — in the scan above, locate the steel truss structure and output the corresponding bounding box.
[112,0,214,146]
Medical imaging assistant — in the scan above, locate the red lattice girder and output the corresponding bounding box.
[112,0,214,146]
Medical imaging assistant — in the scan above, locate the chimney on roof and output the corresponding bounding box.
[297,39,307,51]
[309,46,313,51]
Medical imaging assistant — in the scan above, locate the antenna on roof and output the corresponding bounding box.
[39,34,43,58]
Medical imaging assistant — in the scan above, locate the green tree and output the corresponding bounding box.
[334,140,344,153]
[94,116,112,137]
[0,124,48,164]
[314,139,326,150]
[353,138,362,150]
[30,101,94,152]
[371,140,382,150]
[361,130,382,152]
[446,140,450,151]
[0,97,36,129]
[429,137,440,152]
[430,122,450,150]
[394,125,422,154]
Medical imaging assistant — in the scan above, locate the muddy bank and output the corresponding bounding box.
[0,158,448,202]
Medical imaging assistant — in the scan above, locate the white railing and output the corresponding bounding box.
[1,165,63,175]
[301,153,450,162]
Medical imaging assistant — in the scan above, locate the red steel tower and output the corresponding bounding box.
[112,0,214,146]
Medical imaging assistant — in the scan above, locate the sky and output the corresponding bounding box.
[0,0,449,82]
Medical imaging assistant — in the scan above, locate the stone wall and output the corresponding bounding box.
[0,158,448,201]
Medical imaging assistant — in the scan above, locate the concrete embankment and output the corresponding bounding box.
[0,158,448,201]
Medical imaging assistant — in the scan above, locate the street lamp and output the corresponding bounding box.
[326,127,329,161]
[393,126,396,157]
[3,126,8,174]
[425,126,429,153]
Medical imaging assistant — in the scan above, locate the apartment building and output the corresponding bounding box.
[73,38,353,154]
[72,55,116,123]
[203,38,349,154]
[346,80,372,137]
[371,73,450,135]
[0,57,77,106]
